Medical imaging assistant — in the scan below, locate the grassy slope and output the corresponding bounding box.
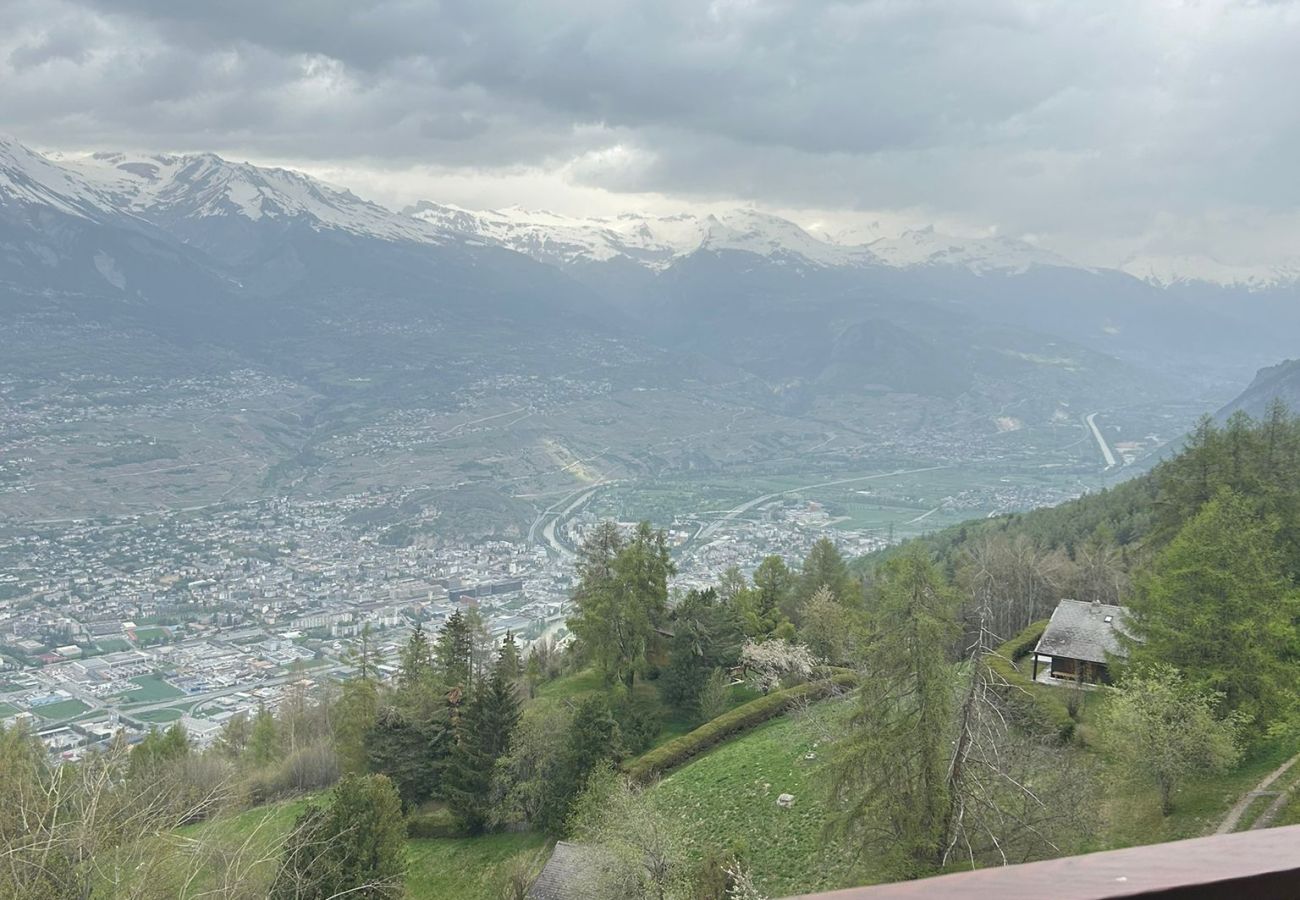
[646,705,866,898]
[1097,734,1300,847]
[188,797,548,900]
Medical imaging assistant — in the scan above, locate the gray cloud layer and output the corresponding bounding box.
[3,0,1299,264]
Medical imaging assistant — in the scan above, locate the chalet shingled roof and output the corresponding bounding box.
[1034,599,1130,664]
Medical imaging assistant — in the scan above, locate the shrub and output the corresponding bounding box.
[239,741,340,806]
[624,674,856,782]
[987,620,1076,742]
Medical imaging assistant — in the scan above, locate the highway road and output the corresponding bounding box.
[1084,412,1118,468]
[527,482,609,558]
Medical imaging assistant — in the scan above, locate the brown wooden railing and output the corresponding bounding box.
[784,824,1300,899]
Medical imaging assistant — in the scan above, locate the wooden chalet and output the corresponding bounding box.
[1033,598,1130,684]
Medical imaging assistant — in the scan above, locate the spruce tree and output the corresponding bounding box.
[397,621,433,696]
[444,643,521,831]
[434,610,473,691]
[497,630,523,681]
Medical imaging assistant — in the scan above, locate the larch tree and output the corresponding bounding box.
[828,547,960,875]
[1126,489,1300,735]
[568,521,674,689]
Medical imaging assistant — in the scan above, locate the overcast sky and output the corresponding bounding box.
[3,0,1299,266]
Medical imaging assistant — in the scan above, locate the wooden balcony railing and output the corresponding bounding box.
[784,824,1300,899]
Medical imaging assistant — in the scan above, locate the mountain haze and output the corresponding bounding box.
[0,138,1287,522]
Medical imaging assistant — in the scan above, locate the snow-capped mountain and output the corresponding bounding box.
[856,226,1081,276]
[0,136,134,220]
[60,150,449,246]
[1120,253,1300,290]
[1,139,449,249]
[404,203,875,270]
[402,203,1081,275]
[5,137,1299,291]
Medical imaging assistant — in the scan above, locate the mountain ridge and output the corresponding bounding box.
[8,137,1297,288]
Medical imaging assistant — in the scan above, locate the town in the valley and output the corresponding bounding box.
[0,488,900,759]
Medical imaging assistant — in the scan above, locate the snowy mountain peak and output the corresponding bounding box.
[863,228,1078,275]
[1,139,447,246]
[1120,254,1300,290]
[5,137,1298,288]
[0,136,126,219]
[63,149,446,244]
[403,203,873,270]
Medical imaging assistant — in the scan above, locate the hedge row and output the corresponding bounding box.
[987,619,1076,742]
[624,673,858,783]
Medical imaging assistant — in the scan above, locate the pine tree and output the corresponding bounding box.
[443,645,521,831]
[538,695,620,833]
[568,522,674,689]
[444,690,492,834]
[661,588,743,717]
[435,610,473,691]
[335,676,379,775]
[365,704,449,811]
[795,537,859,619]
[525,651,543,699]
[750,555,793,635]
[497,630,523,682]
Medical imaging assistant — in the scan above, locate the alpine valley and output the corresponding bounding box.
[2,138,1297,536]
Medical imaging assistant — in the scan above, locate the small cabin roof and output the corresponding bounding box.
[1035,599,1130,665]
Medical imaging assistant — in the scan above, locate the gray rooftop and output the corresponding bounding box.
[1035,599,1130,664]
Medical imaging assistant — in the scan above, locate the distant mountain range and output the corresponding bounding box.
[5,136,1298,523]
[3,137,1295,400]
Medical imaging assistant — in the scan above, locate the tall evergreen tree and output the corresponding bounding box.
[444,645,521,833]
[365,703,449,811]
[1126,490,1300,734]
[397,621,433,696]
[248,703,279,765]
[749,555,793,635]
[660,588,743,716]
[568,521,674,688]
[828,547,960,875]
[335,676,380,775]
[497,630,523,681]
[435,609,473,691]
[539,694,620,833]
[795,538,859,618]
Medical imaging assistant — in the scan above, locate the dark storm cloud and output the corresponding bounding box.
[2,0,1300,259]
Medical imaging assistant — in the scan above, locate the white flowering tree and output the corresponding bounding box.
[740,639,819,693]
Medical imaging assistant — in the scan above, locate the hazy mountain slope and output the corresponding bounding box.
[1218,359,1300,419]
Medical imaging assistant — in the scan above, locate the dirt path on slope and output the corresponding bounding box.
[1215,752,1300,835]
